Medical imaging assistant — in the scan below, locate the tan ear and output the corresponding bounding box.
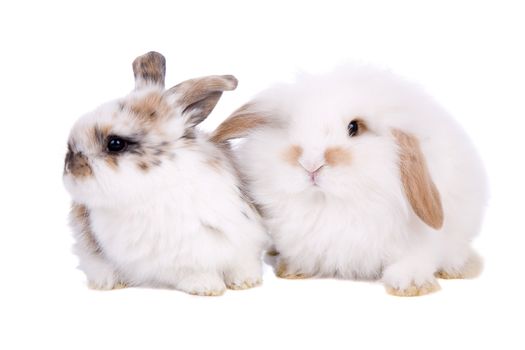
[392,129,444,229]
[166,75,237,127]
[210,103,270,143]
[132,51,166,89]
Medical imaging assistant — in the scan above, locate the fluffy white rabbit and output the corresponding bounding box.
[212,64,488,296]
[63,52,267,296]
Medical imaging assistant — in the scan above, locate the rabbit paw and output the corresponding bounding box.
[385,281,441,297]
[226,278,262,290]
[88,279,127,291]
[276,262,309,279]
[382,261,440,297]
[85,264,124,290]
[177,273,226,296]
[436,252,483,279]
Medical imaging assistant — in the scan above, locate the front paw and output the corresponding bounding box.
[177,273,226,296]
[88,278,127,291]
[226,278,262,290]
[385,281,440,297]
[276,262,309,280]
[382,263,440,297]
[225,261,263,290]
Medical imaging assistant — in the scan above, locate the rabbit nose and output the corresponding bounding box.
[299,161,325,174]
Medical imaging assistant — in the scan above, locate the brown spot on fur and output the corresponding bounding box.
[282,145,303,166]
[71,203,102,255]
[392,129,444,229]
[210,103,271,143]
[324,147,352,166]
[105,156,119,170]
[65,150,93,178]
[137,161,150,171]
[206,156,223,172]
[130,92,171,121]
[132,51,166,88]
[181,128,196,140]
[93,125,111,147]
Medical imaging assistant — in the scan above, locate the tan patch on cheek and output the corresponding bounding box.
[324,147,352,166]
[282,145,303,166]
[104,156,119,170]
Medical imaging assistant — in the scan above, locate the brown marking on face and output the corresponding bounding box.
[92,125,112,147]
[392,129,444,229]
[105,155,119,170]
[71,203,102,255]
[65,146,93,178]
[282,145,303,166]
[132,51,166,88]
[210,103,271,143]
[137,161,150,171]
[324,147,352,166]
[130,92,171,121]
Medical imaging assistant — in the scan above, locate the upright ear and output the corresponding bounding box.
[392,129,444,229]
[210,103,271,143]
[165,75,238,127]
[132,51,166,89]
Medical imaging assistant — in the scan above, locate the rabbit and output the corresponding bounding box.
[211,64,488,296]
[63,51,268,296]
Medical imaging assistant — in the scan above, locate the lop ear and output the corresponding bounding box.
[392,129,444,229]
[165,75,237,127]
[132,51,166,89]
[210,103,271,143]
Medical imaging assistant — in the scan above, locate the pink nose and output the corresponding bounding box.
[301,163,324,183]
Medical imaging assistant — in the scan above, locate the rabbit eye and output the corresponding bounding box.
[107,136,128,153]
[348,120,359,137]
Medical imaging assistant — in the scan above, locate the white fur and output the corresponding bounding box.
[235,65,488,292]
[64,86,268,295]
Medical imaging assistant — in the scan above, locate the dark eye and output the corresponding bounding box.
[348,120,359,137]
[107,136,128,153]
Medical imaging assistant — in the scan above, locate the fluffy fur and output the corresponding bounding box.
[63,52,267,296]
[214,64,488,296]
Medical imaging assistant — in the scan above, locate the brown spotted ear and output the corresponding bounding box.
[210,103,271,143]
[165,75,237,127]
[132,51,166,89]
[392,129,444,229]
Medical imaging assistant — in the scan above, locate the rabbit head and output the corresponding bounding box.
[63,51,237,207]
[212,66,444,229]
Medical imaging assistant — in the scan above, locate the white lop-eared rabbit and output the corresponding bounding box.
[212,64,488,296]
[63,52,267,296]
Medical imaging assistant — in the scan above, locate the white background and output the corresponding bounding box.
[1,1,523,349]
